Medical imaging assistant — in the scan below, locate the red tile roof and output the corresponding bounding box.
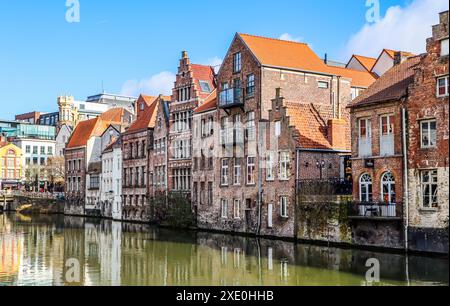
[66,108,128,149]
[194,90,217,114]
[191,64,216,100]
[126,96,162,133]
[349,55,422,108]
[239,33,376,88]
[285,101,342,150]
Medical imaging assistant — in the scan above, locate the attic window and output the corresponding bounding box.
[318,81,329,89]
[140,103,145,111]
[199,81,212,93]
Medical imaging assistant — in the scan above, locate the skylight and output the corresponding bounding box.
[199,81,212,93]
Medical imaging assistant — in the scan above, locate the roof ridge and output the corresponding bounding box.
[239,33,308,46]
[354,54,377,60]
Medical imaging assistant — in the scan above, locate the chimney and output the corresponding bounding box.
[328,119,347,151]
[394,51,403,66]
[324,53,328,65]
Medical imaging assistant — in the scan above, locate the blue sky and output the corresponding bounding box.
[0,0,447,120]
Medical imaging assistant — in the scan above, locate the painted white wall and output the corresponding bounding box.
[372,51,394,77]
[13,139,56,181]
[346,57,366,71]
[112,146,122,220]
[55,125,72,156]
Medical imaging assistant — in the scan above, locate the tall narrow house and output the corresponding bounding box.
[167,52,216,196]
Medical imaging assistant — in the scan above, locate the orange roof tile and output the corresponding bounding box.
[126,97,159,133]
[239,33,375,88]
[350,55,377,72]
[194,90,217,114]
[285,101,336,150]
[349,55,422,108]
[191,64,216,100]
[239,33,327,73]
[325,65,377,88]
[66,118,99,149]
[66,108,128,149]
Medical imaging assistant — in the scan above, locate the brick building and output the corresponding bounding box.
[348,55,421,218]
[348,11,449,253]
[122,95,157,222]
[192,90,218,223]
[148,96,171,198]
[168,52,216,196]
[122,95,170,222]
[406,11,449,253]
[197,33,375,239]
[64,108,130,216]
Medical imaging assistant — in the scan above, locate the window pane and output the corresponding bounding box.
[429,121,437,146]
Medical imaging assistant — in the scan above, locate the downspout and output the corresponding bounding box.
[402,105,409,252]
[256,69,263,236]
[295,149,300,239]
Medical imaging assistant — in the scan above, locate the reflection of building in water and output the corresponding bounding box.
[63,217,86,286]
[0,216,23,285]
[83,220,122,286]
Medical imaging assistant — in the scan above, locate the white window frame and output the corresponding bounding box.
[233,160,241,186]
[359,173,373,202]
[420,169,438,208]
[221,159,229,186]
[266,152,275,181]
[221,199,228,219]
[279,151,290,180]
[436,76,449,97]
[420,119,437,149]
[318,81,329,89]
[381,172,396,204]
[280,196,289,218]
[247,156,256,185]
[233,199,241,219]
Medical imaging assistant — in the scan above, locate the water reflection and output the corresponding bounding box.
[0,213,448,286]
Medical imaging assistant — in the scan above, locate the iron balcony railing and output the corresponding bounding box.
[219,87,244,109]
[348,201,403,219]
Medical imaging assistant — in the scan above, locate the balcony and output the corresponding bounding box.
[348,201,403,221]
[219,88,244,109]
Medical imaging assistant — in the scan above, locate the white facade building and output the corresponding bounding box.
[55,124,72,156]
[13,138,56,189]
[101,137,122,220]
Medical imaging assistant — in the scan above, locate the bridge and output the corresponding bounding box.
[0,193,14,212]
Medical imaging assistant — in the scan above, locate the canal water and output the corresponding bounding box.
[0,213,448,286]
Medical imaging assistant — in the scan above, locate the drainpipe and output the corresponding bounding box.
[295,149,300,239]
[256,122,263,236]
[402,106,409,252]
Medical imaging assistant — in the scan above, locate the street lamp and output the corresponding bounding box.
[316,160,326,180]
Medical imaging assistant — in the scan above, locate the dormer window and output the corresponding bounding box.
[140,103,145,111]
[199,80,212,93]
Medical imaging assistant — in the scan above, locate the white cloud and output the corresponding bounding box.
[120,71,175,97]
[342,0,448,60]
[279,33,303,42]
[205,57,223,74]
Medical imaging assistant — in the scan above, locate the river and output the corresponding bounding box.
[0,212,448,286]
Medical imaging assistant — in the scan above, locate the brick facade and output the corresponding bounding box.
[167,52,216,196]
[406,11,449,236]
[122,129,150,222]
[200,34,364,239]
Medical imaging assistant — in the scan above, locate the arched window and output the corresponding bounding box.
[381,172,396,204]
[359,173,373,202]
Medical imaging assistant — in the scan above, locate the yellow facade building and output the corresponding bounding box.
[0,142,23,190]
